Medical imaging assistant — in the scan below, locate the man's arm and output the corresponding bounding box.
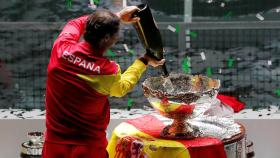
[110,53,165,97]
[110,59,147,97]
[54,15,89,47]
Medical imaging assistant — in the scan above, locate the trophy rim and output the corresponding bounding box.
[142,74,220,104]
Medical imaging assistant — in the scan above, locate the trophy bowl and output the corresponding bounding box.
[142,73,220,139]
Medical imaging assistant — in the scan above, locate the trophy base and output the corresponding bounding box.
[20,153,41,158]
[161,124,201,140]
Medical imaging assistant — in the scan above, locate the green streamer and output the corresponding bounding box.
[224,11,233,19]
[175,24,180,33]
[106,49,116,57]
[206,67,212,77]
[93,0,100,5]
[66,0,72,9]
[275,89,280,96]
[128,49,135,55]
[127,98,134,111]
[182,57,190,73]
[189,31,198,38]
[227,58,234,68]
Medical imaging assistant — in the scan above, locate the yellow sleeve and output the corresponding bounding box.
[110,59,147,97]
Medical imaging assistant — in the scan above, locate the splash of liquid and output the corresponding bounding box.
[163,77,174,94]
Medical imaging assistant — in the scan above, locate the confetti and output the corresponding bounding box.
[256,13,264,21]
[275,89,280,96]
[167,25,176,32]
[189,31,198,38]
[89,4,97,9]
[219,68,222,74]
[127,98,134,111]
[206,67,212,77]
[220,2,225,7]
[123,44,129,52]
[268,60,272,66]
[89,0,100,5]
[66,0,72,9]
[224,11,233,18]
[122,44,135,55]
[227,58,234,68]
[185,36,190,42]
[14,83,19,89]
[276,8,280,13]
[94,0,100,5]
[182,57,190,73]
[207,0,213,3]
[175,24,180,33]
[106,49,116,57]
[127,49,135,55]
[89,0,99,9]
[186,43,190,49]
[200,52,206,60]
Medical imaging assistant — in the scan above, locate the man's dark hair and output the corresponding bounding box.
[84,9,120,49]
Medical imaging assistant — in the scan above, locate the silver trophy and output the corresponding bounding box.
[142,73,220,139]
[20,132,44,158]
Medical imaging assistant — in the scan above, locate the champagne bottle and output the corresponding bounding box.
[132,4,169,76]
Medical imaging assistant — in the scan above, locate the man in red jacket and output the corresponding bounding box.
[43,6,165,158]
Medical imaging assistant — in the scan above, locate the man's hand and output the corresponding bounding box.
[116,6,140,23]
[140,53,165,67]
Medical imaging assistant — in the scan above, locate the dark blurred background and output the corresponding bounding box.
[0,0,280,110]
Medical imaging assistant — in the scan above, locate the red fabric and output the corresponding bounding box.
[45,15,118,147]
[126,115,227,158]
[217,94,245,112]
[126,115,165,137]
[160,98,195,115]
[42,141,108,158]
[171,104,195,115]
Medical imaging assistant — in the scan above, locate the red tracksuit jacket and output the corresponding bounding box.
[45,15,147,148]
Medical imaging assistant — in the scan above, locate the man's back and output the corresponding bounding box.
[45,16,119,147]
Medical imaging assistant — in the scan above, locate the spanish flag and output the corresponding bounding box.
[107,115,227,158]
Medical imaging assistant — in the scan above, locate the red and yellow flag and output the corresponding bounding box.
[107,115,226,158]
